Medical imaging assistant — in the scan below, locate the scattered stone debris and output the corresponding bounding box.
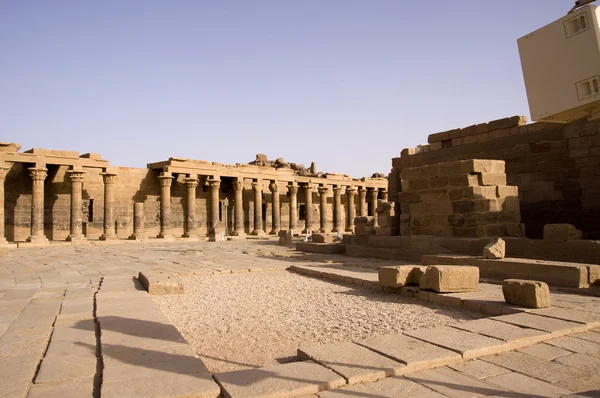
[483,237,506,259]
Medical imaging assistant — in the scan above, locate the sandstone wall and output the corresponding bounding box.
[390,117,600,239]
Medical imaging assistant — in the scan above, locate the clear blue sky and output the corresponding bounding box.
[1,0,570,177]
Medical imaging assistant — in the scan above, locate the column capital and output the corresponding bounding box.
[252,181,261,191]
[302,182,314,190]
[234,179,244,191]
[317,186,329,195]
[346,186,357,195]
[68,170,86,183]
[358,186,367,194]
[28,167,48,182]
[333,186,343,195]
[184,177,199,188]
[269,181,278,193]
[379,187,387,193]
[287,184,298,195]
[208,179,221,189]
[158,175,173,187]
[0,162,10,181]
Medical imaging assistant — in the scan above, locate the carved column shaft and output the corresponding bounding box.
[251,181,263,234]
[346,186,357,232]
[0,165,9,244]
[27,168,49,243]
[369,188,379,227]
[303,183,313,233]
[288,184,298,232]
[318,186,329,233]
[269,182,280,234]
[156,174,173,239]
[208,179,221,231]
[67,170,86,241]
[233,179,244,235]
[184,177,198,237]
[333,186,343,233]
[358,187,367,217]
[129,202,145,240]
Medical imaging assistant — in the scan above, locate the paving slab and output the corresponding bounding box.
[0,353,42,381]
[529,307,600,328]
[554,352,600,374]
[404,325,510,359]
[447,359,511,380]
[545,336,600,359]
[490,312,588,336]
[483,351,580,383]
[574,330,600,344]
[554,373,600,393]
[484,372,573,397]
[406,367,506,397]
[517,342,573,361]
[102,372,221,398]
[214,360,345,398]
[450,318,550,348]
[298,341,405,384]
[356,332,462,372]
[28,377,95,397]
[318,375,446,398]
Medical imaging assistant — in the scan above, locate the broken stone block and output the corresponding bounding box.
[312,233,333,243]
[355,225,376,236]
[420,266,479,293]
[483,237,505,259]
[354,216,375,226]
[138,272,184,295]
[543,224,582,242]
[379,266,427,287]
[278,230,292,245]
[502,279,550,308]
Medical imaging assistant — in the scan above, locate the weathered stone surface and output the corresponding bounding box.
[451,318,550,347]
[354,216,375,226]
[102,373,221,398]
[138,272,184,295]
[518,342,573,361]
[545,336,600,359]
[447,359,510,380]
[311,233,333,243]
[492,312,588,336]
[407,367,506,397]
[419,266,479,293]
[502,279,550,308]
[319,375,446,398]
[483,351,580,383]
[543,223,582,242]
[378,266,427,287]
[27,379,94,398]
[404,325,509,359]
[357,333,462,371]
[483,237,505,259]
[214,360,345,398]
[484,372,573,396]
[298,341,405,384]
[528,307,600,328]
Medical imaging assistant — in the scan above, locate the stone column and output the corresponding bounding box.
[288,184,298,233]
[0,163,9,246]
[369,187,379,227]
[345,186,357,232]
[208,178,221,232]
[100,171,118,240]
[183,177,199,238]
[318,185,329,233]
[269,181,280,235]
[27,167,49,244]
[129,202,145,240]
[333,186,343,234]
[156,173,173,239]
[67,169,86,243]
[358,187,367,217]
[302,183,314,234]
[380,188,389,202]
[232,178,245,236]
[251,180,264,235]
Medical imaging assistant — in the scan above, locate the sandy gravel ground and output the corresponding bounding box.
[153,271,482,373]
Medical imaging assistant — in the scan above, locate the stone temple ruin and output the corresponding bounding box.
[1,116,600,398]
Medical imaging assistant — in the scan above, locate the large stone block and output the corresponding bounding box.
[354,216,375,226]
[483,237,505,259]
[419,265,479,293]
[502,279,550,308]
[543,224,582,242]
[312,233,333,243]
[355,225,376,236]
[378,266,427,287]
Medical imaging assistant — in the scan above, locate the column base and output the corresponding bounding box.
[269,230,279,235]
[182,234,199,240]
[67,235,89,245]
[24,235,49,247]
[128,234,145,241]
[156,233,174,241]
[100,234,119,241]
[250,230,266,236]
[230,231,246,238]
[345,227,355,233]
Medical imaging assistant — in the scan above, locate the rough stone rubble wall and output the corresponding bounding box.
[398,159,523,238]
[390,116,600,239]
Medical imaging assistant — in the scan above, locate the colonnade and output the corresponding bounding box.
[0,164,387,244]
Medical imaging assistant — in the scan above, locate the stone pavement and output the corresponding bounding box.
[0,239,599,397]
